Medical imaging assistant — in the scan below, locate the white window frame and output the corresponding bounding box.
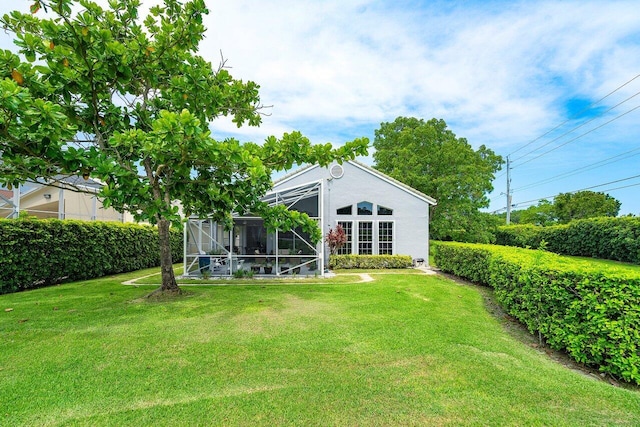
[336,220,354,255]
[356,220,374,255]
[378,220,395,255]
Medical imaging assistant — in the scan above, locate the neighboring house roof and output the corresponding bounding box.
[0,189,14,208]
[0,189,13,200]
[0,177,104,205]
[36,175,104,192]
[273,160,437,205]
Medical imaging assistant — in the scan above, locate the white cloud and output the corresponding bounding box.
[1,0,640,212]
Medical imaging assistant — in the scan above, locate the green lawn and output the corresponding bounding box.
[1,268,639,426]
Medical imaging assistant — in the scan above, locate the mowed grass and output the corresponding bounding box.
[1,269,639,426]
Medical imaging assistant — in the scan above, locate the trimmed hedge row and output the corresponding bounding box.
[495,217,640,264]
[0,219,183,294]
[433,241,640,385]
[329,254,413,270]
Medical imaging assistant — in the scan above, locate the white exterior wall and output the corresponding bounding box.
[272,161,434,263]
[15,185,126,222]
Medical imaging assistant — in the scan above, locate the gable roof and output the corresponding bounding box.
[350,161,437,205]
[273,160,437,205]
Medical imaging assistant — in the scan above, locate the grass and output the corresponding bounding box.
[131,268,360,285]
[1,268,639,426]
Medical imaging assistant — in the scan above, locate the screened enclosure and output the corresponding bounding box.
[184,180,324,277]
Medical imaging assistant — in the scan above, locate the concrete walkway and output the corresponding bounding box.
[415,266,438,275]
[122,266,438,286]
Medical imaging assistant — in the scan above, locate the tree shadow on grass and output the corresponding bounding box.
[130,288,196,303]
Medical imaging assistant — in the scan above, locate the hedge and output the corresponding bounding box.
[495,217,640,264]
[433,241,640,385]
[329,254,413,270]
[0,218,183,294]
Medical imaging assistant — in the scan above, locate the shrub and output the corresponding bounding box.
[495,217,640,264]
[430,243,492,284]
[0,218,183,294]
[329,254,413,270]
[432,241,640,385]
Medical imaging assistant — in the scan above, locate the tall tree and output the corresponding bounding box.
[553,191,621,223]
[373,117,502,242]
[0,0,368,293]
[504,199,557,226]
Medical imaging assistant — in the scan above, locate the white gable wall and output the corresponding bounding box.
[273,161,433,264]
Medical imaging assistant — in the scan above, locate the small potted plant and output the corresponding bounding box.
[251,263,262,274]
[263,261,273,274]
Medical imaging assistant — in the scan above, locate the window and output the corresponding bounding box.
[358,222,373,254]
[290,195,319,217]
[378,222,393,255]
[357,201,373,215]
[337,221,353,255]
[377,205,393,215]
[337,205,352,215]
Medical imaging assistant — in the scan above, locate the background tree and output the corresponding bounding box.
[474,211,504,243]
[518,199,557,226]
[373,117,503,242]
[0,0,368,293]
[553,191,621,224]
[498,199,558,226]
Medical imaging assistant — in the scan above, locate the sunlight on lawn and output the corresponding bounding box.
[1,268,638,426]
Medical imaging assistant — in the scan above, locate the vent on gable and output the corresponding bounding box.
[330,164,344,179]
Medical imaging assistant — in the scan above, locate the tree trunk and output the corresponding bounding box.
[158,218,180,293]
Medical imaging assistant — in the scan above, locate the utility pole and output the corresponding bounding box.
[506,156,512,225]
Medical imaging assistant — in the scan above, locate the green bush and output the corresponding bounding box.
[329,254,413,270]
[0,218,183,294]
[430,244,492,284]
[433,241,640,385]
[495,217,640,264]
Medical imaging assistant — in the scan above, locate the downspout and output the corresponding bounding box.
[58,188,64,219]
[426,206,430,267]
[12,184,20,218]
[91,192,97,220]
[183,218,188,277]
[319,179,325,277]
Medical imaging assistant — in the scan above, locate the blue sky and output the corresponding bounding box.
[2,1,640,215]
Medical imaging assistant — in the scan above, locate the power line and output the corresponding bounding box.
[566,173,640,192]
[514,103,640,168]
[598,182,640,193]
[507,72,640,158]
[512,145,640,192]
[511,174,640,207]
[509,182,640,211]
[514,92,640,164]
[493,74,640,216]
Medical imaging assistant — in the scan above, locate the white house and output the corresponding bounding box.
[0,177,134,222]
[183,160,436,277]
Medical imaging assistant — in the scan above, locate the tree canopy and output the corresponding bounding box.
[373,117,503,242]
[0,0,368,292]
[497,199,557,226]
[499,191,622,226]
[553,191,621,223]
